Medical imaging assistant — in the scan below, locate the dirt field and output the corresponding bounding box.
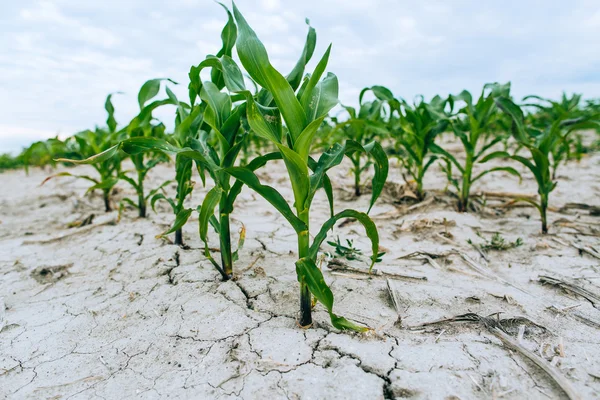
[1,138,600,399]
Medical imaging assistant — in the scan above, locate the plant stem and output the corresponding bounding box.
[137,171,146,218]
[353,157,361,197]
[298,209,312,327]
[175,228,183,246]
[540,194,549,234]
[416,165,424,201]
[459,155,473,212]
[299,281,312,327]
[103,189,111,212]
[219,208,233,280]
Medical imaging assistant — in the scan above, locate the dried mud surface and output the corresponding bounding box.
[1,141,600,399]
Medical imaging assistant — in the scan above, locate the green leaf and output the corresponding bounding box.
[509,153,545,188]
[478,150,511,163]
[245,97,282,144]
[120,197,139,211]
[474,136,504,161]
[120,137,180,156]
[129,99,179,130]
[40,171,99,186]
[345,140,389,213]
[359,86,394,104]
[174,105,204,146]
[472,167,521,183]
[150,193,176,213]
[307,144,345,208]
[157,208,193,238]
[422,155,439,174]
[275,145,309,211]
[211,3,238,88]
[224,152,282,213]
[294,117,325,162]
[450,90,473,111]
[430,143,464,173]
[296,257,368,332]
[56,144,120,165]
[199,187,223,242]
[223,166,307,233]
[217,3,237,57]
[105,93,121,133]
[118,173,140,192]
[233,3,307,141]
[299,45,332,112]
[85,177,119,194]
[308,209,380,269]
[494,97,528,142]
[286,19,316,91]
[138,78,177,110]
[200,80,232,131]
[303,72,339,124]
[220,55,247,92]
[145,179,174,202]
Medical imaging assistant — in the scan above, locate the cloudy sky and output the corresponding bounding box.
[1,0,600,153]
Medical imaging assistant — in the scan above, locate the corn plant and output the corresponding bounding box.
[57,4,265,280]
[522,93,592,179]
[145,5,240,246]
[433,83,521,211]
[48,94,123,211]
[148,113,199,246]
[60,79,178,218]
[585,99,600,127]
[491,96,599,233]
[119,88,247,280]
[148,108,198,246]
[133,3,243,247]
[332,86,393,196]
[523,93,583,128]
[217,3,387,331]
[121,4,278,278]
[389,95,448,200]
[22,137,76,174]
[120,79,181,218]
[0,153,23,171]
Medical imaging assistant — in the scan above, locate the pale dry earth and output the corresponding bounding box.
[1,138,600,399]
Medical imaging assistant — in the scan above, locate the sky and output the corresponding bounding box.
[1,0,600,154]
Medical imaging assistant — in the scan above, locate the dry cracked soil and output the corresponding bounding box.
[1,138,600,399]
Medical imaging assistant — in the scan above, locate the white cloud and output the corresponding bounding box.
[20,1,120,49]
[0,125,60,140]
[260,0,281,12]
[1,0,600,152]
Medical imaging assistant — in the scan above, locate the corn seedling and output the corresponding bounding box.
[0,153,24,171]
[467,232,523,251]
[48,94,124,211]
[74,4,250,279]
[327,236,385,263]
[22,137,77,174]
[333,86,394,196]
[522,93,597,179]
[153,5,248,276]
[146,6,239,247]
[492,96,600,233]
[60,78,178,218]
[523,93,583,127]
[433,83,521,212]
[218,3,388,331]
[389,95,449,200]
[584,99,600,131]
[327,236,362,261]
[120,79,181,218]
